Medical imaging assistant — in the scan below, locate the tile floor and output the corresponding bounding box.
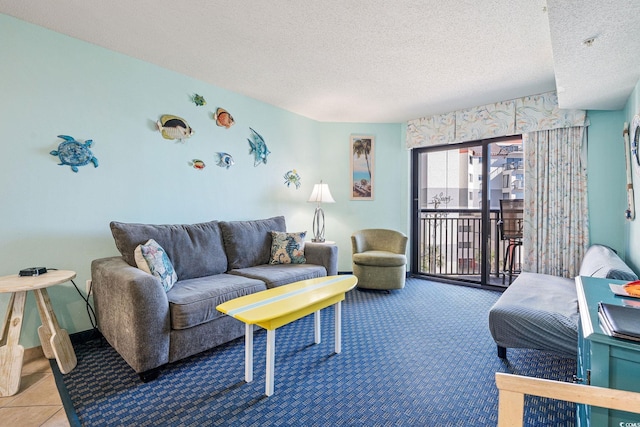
[0,347,70,427]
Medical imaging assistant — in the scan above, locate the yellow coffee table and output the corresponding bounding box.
[217,274,357,396]
[0,270,77,396]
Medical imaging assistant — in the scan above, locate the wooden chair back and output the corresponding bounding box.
[495,373,640,426]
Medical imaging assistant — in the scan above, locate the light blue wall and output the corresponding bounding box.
[624,80,640,271]
[586,110,627,255]
[0,15,407,348]
[3,11,633,350]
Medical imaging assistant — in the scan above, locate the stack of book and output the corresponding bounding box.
[598,302,640,342]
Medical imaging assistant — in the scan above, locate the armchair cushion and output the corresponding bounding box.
[352,251,407,267]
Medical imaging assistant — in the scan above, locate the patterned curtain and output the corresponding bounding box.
[523,127,589,277]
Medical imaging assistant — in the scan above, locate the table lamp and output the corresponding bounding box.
[307,181,335,242]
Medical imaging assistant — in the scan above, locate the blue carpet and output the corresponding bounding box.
[55,278,576,426]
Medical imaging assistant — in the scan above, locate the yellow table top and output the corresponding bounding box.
[217,275,357,325]
[0,270,76,293]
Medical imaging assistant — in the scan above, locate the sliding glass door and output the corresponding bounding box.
[411,136,523,287]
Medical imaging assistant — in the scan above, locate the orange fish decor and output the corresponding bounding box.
[189,159,206,170]
[213,107,235,129]
[157,115,194,141]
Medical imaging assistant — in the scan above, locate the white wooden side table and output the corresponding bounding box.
[0,270,77,396]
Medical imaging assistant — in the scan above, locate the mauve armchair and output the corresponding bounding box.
[351,229,408,290]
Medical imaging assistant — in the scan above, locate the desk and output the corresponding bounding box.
[217,275,357,396]
[0,270,77,396]
[575,276,640,426]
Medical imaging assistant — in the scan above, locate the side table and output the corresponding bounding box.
[0,270,77,396]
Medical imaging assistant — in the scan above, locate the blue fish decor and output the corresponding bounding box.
[216,152,235,169]
[284,169,301,189]
[247,128,270,166]
[157,115,194,141]
[50,135,99,173]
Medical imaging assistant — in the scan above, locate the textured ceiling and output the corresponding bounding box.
[1,0,638,123]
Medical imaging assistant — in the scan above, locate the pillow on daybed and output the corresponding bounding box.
[579,244,638,281]
[269,231,306,264]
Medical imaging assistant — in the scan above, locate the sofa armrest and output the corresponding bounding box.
[91,256,171,373]
[305,243,338,276]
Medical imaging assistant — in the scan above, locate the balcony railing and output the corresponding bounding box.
[418,208,522,282]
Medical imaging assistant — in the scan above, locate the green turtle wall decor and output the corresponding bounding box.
[50,135,99,173]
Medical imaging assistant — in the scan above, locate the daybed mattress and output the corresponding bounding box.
[488,272,579,357]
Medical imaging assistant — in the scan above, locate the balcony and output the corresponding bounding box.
[417,208,522,286]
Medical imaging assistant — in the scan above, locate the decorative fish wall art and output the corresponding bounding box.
[214,108,235,129]
[50,135,99,173]
[284,169,301,189]
[157,115,194,141]
[247,128,270,166]
[216,152,234,169]
[189,159,206,170]
[192,94,206,106]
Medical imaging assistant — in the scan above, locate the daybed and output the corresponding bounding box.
[91,216,337,381]
[488,244,637,358]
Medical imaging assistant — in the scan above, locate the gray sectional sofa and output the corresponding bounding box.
[91,216,337,381]
[488,244,637,359]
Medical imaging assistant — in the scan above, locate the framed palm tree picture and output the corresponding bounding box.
[350,135,374,200]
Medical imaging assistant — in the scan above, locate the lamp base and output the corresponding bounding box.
[312,206,326,243]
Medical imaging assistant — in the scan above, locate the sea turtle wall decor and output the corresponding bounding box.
[50,135,99,173]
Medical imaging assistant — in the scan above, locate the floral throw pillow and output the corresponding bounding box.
[269,231,306,264]
[134,239,178,292]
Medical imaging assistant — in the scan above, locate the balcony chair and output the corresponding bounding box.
[351,229,407,291]
[498,199,523,285]
[495,373,640,426]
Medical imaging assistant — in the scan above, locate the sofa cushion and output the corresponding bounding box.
[110,220,228,280]
[229,264,326,288]
[220,216,286,269]
[134,239,178,292]
[269,231,306,264]
[579,244,638,281]
[167,274,266,330]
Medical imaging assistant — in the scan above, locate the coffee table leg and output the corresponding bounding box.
[0,291,26,397]
[265,329,275,396]
[245,323,253,383]
[314,310,321,344]
[334,301,342,354]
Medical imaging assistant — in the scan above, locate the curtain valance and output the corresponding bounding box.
[406,91,586,149]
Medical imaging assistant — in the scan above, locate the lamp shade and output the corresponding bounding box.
[307,182,335,204]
